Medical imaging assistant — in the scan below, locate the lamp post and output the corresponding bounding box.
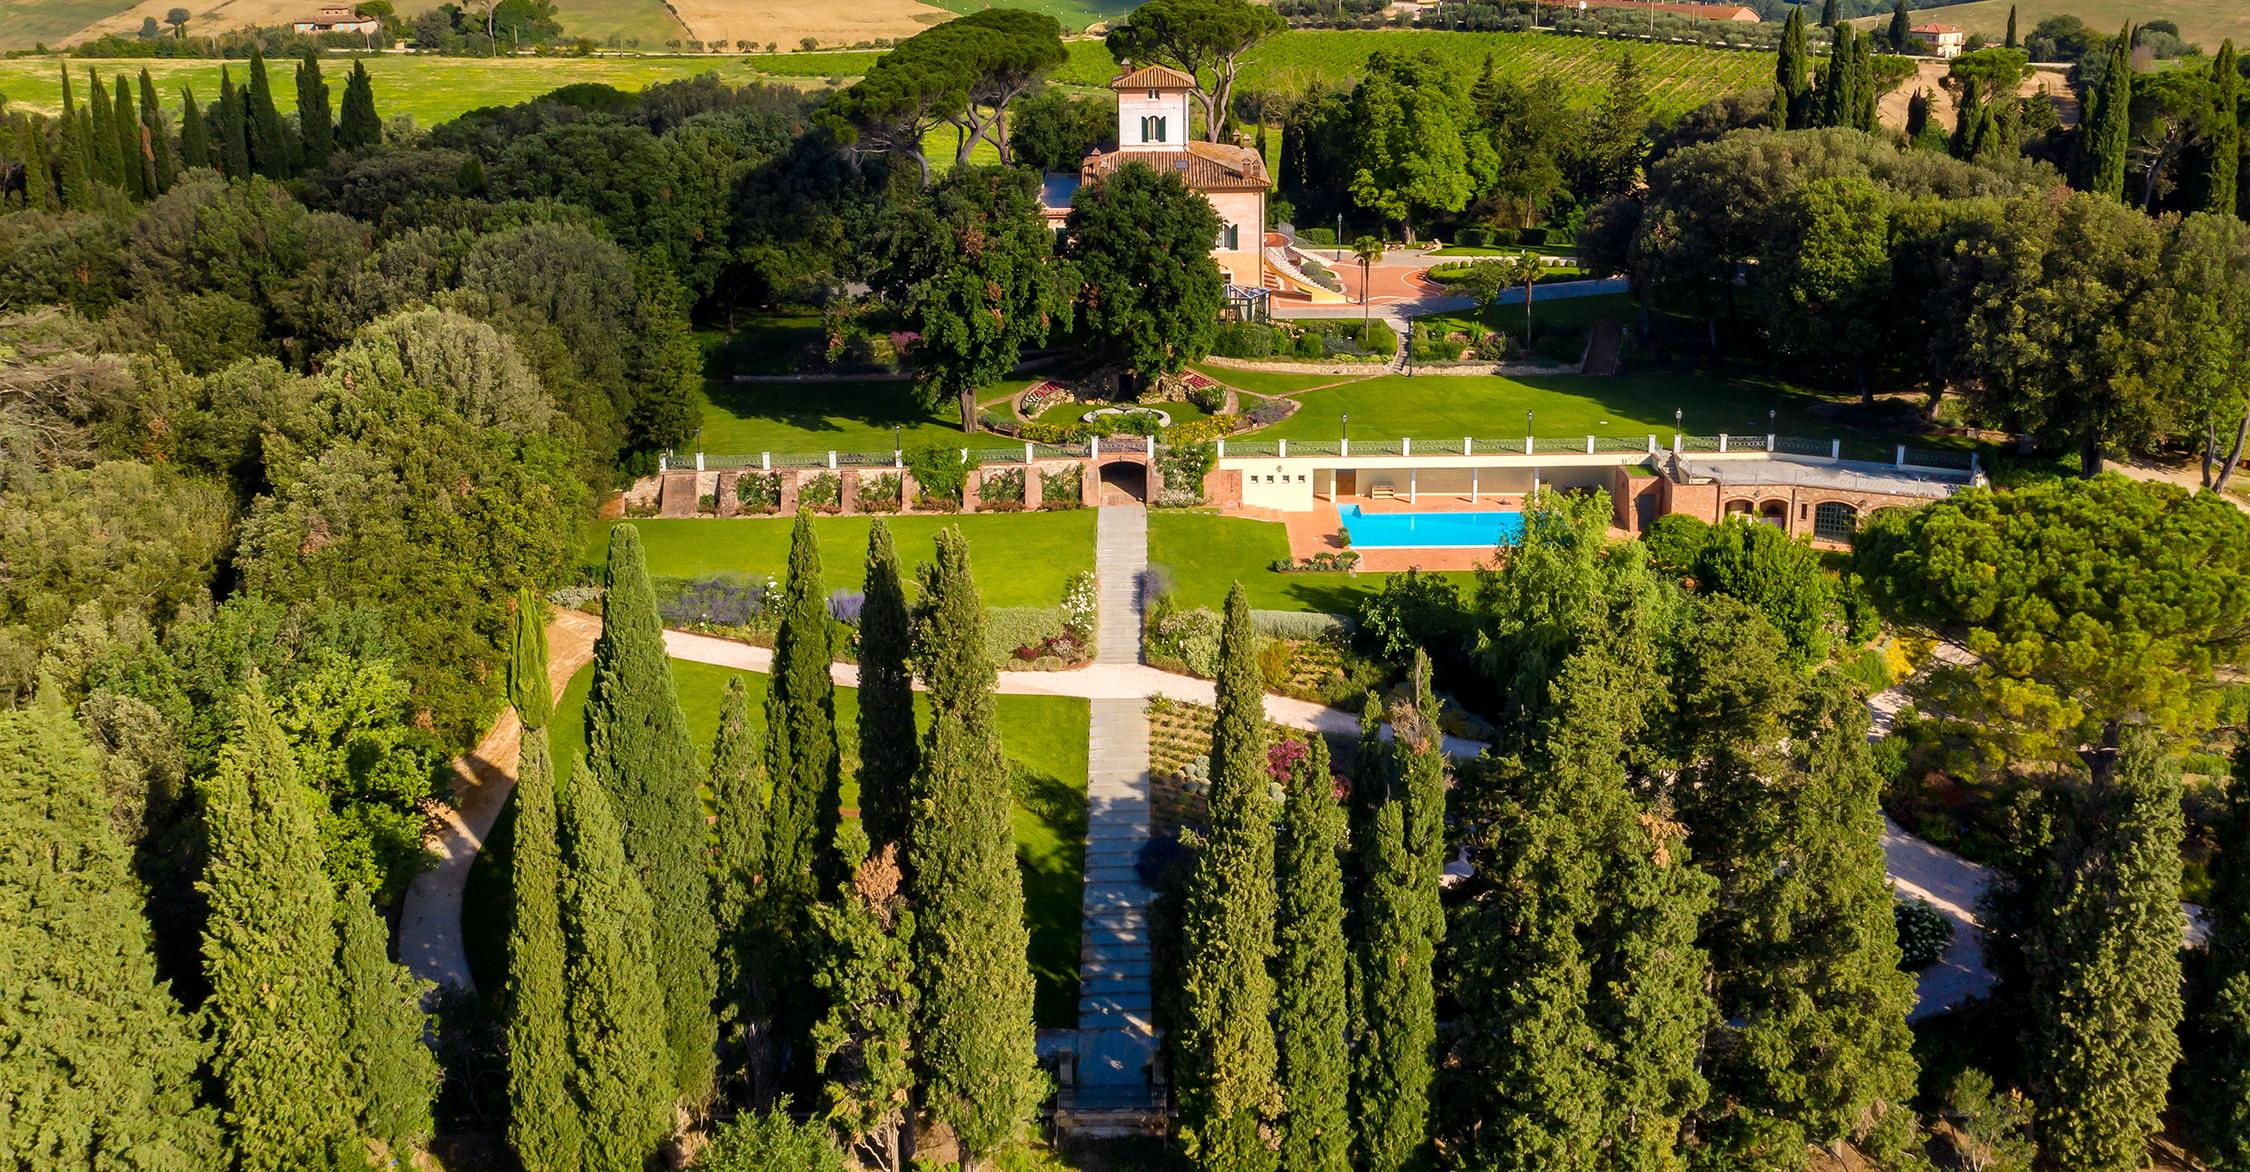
[1335,213,1343,263]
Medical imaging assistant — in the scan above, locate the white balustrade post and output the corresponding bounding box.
[1718,434,1729,453]
[1894,444,1906,468]
[1340,437,1348,457]
[760,452,770,471]
[659,454,668,472]
[1401,437,1412,457]
[1830,439,1841,461]
[828,451,837,470]
[1090,434,1100,459]
[1766,433,1776,452]
[695,452,705,471]
[1462,436,1471,455]
[1278,438,1288,458]
[1647,435,1657,454]
[1146,435,1156,459]
[1585,435,1594,454]
[1672,433,1682,454]
[1215,439,1226,458]
[1024,442,1034,464]
[1523,436,1533,455]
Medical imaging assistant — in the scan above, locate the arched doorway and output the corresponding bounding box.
[1098,460,1147,505]
[1757,499,1788,528]
[1723,499,1754,519]
[1812,501,1859,543]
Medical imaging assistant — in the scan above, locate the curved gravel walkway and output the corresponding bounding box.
[397,609,601,993]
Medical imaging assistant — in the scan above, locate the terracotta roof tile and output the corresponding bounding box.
[1081,140,1270,191]
[1111,63,1200,90]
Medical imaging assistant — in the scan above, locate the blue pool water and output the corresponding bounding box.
[1339,505,1527,549]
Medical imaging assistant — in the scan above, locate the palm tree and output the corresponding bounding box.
[1506,250,1542,346]
[1350,235,1386,330]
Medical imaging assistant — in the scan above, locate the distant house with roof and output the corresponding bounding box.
[1040,64,1271,298]
[1912,22,1968,57]
[292,4,381,35]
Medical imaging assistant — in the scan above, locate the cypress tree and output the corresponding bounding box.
[1952,76,1987,158]
[1176,585,1282,1172]
[1853,32,1880,132]
[2081,27,2134,199]
[18,119,56,212]
[1274,734,1350,1172]
[2024,726,2185,1171]
[586,523,720,1107]
[336,887,439,1158]
[1821,24,1857,128]
[1818,0,1835,28]
[905,528,1044,1171]
[86,69,120,190]
[1395,653,1447,947]
[198,680,356,1172]
[112,74,145,200]
[0,705,223,1170]
[296,50,334,171]
[54,101,89,209]
[765,510,843,908]
[1772,6,1810,131]
[856,519,919,853]
[243,49,292,178]
[504,590,578,1172]
[710,675,777,1105]
[337,59,381,151]
[138,70,174,193]
[178,88,210,172]
[2205,42,2240,216]
[1887,0,1909,52]
[2191,739,2250,1166]
[810,829,917,1172]
[1351,799,1434,1172]
[2005,4,2018,48]
[213,68,249,181]
[558,760,671,1172]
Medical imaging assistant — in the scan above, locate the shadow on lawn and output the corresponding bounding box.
[700,381,952,441]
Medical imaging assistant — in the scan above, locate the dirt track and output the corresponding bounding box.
[1877,57,2075,134]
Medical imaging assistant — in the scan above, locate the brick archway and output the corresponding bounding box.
[1097,459,1148,505]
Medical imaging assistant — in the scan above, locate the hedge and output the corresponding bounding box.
[1250,610,1356,640]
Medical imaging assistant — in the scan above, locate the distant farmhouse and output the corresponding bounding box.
[1041,64,1276,311]
[291,5,381,35]
[1912,22,1968,57]
[1571,0,1759,20]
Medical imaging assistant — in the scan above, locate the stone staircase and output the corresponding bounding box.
[656,470,701,517]
[1579,318,1624,376]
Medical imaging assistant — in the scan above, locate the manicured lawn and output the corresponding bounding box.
[690,378,1030,456]
[1147,511,1484,615]
[698,312,823,378]
[591,512,1097,608]
[1190,365,1368,398]
[1427,244,1583,258]
[466,659,1090,1027]
[1034,397,1213,428]
[1253,369,1899,456]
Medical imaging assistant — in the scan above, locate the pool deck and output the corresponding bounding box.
[1275,493,1521,572]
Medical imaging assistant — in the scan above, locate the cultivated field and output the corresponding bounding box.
[1898,0,2250,54]
[0,27,1772,125]
[662,0,951,52]
[547,0,687,50]
[0,0,143,49]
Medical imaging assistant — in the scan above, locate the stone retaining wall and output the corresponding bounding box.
[628,458,1093,518]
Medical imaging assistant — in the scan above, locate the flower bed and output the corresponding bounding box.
[1041,465,1083,509]
[1146,694,1308,837]
[1017,380,1069,419]
[1270,551,1361,573]
[735,472,782,514]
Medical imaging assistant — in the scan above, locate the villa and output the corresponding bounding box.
[1913,22,1968,58]
[291,4,382,35]
[1041,64,1277,315]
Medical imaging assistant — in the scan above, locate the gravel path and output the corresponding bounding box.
[397,608,601,993]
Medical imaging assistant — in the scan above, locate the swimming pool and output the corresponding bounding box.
[1338,505,1527,549]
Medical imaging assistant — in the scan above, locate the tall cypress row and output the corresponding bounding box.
[2191,739,2250,1165]
[1771,6,1809,131]
[213,68,249,181]
[765,511,843,906]
[2025,726,2185,1171]
[1275,734,1350,1172]
[138,70,174,193]
[198,680,357,1172]
[19,119,57,211]
[336,887,439,1159]
[2081,27,2134,200]
[504,590,578,1172]
[178,88,210,172]
[586,523,719,1107]
[112,74,145,200]
[86,70,120,190]
[337,59,381,151]
[296,51,334,170]
[709,675,776,1105]
[0,706,224,1168]
[1351,799,1434,1172]
[905,529,1043,1171]
[243,49,292,179]
[558,760,671,1172]
[856,520,918,853]
[1395,653,1447,949]
[1176,585,1281,1172]
[1854,33,1880,132]
[2206,43,2240,216]
[2005,3,2018,48]
[1821,24,1857,129]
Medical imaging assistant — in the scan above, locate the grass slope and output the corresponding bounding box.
[464,658,1091,1026]
[588,511,1098,608]
[1861,0,2250,52]
[690,379,1031,455]
[1148,510,1484,615]
[549,0,688,49]
[0,0,142,49]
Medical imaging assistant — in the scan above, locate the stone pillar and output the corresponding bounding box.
[1146,458,1166,505]
[839,469,860,514]
[1024,463,1045,511]
[716,471,740,517]
[778,470,800,514]
[899,471,920,514]
[961,468,980,514]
